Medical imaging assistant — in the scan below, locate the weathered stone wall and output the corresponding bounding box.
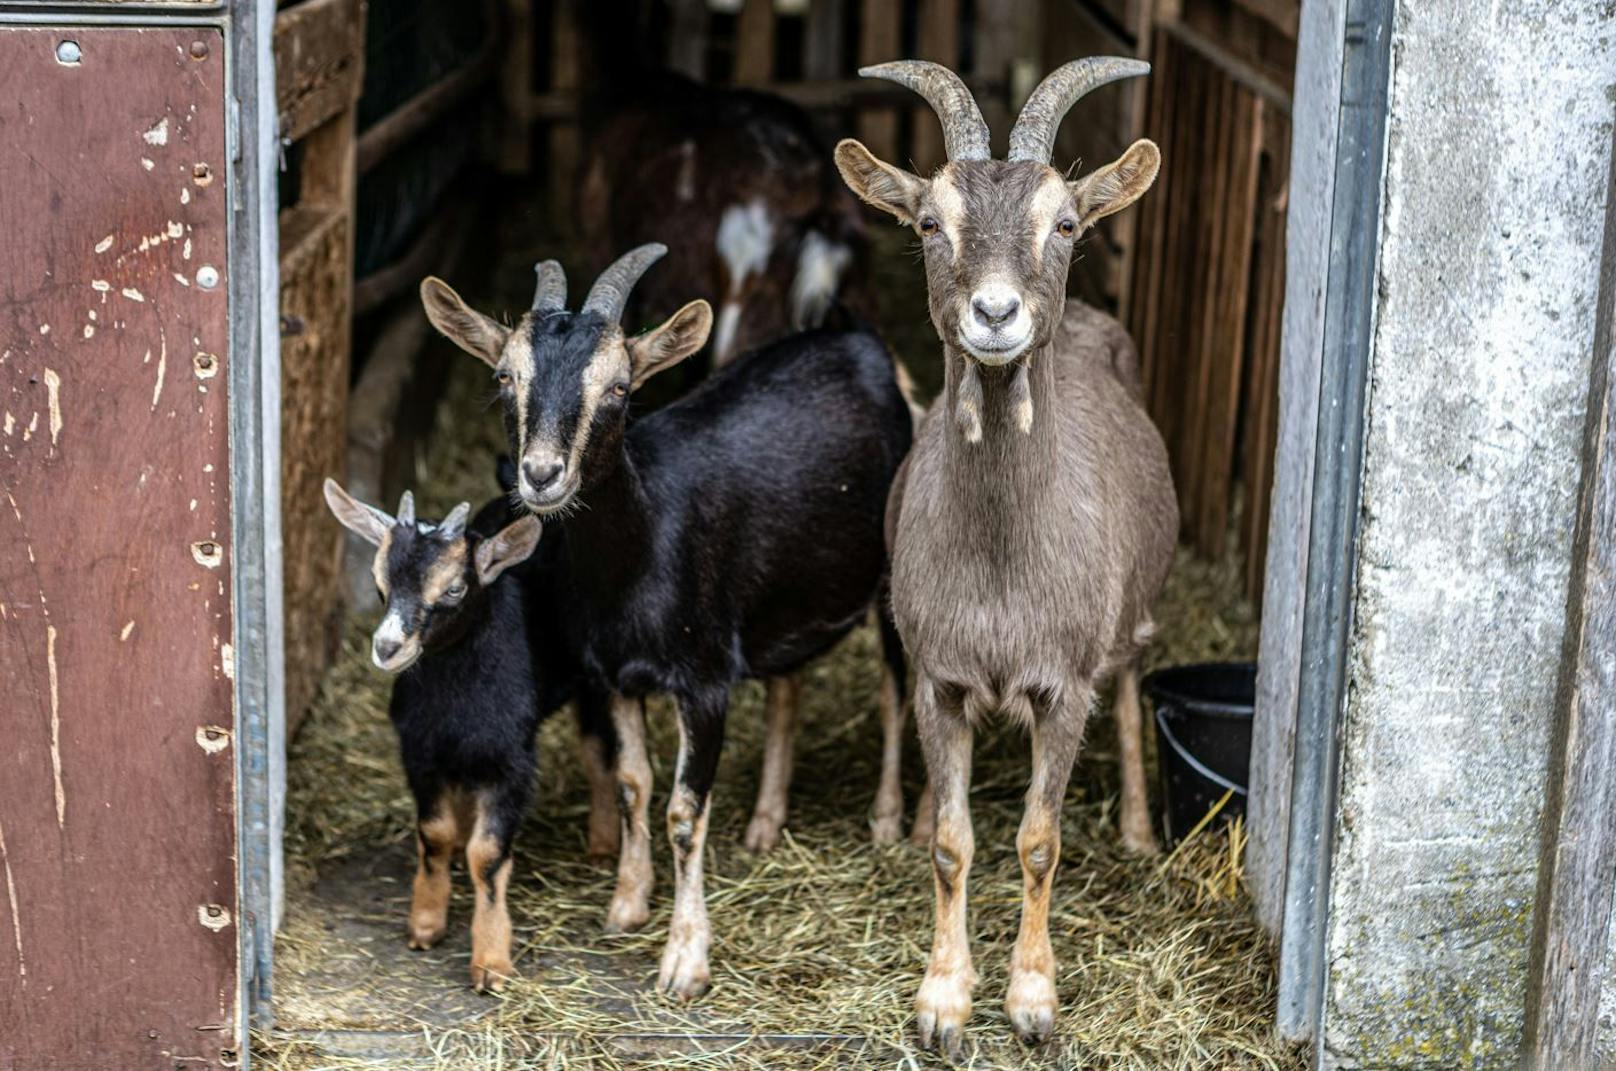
[1319,0,1614,1066]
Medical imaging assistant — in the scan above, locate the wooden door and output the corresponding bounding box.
[0,26,241,1068]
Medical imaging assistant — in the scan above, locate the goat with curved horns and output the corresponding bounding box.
[835,60,1179,1054]
[419,245,914,999]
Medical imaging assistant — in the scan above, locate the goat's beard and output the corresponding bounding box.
[954,358,1034,444]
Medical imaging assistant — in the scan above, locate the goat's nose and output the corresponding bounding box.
[972,293,1021,327]
[373,636,401,663]
[522,460,565,493]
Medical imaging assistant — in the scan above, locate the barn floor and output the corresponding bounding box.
[251,212,1296,1070]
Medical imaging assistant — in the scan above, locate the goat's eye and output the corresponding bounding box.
[918,217,940,236]
[611,382,628,398]
[445,581,467,600]
[1057,219,1077,237]
[496,369,512,385]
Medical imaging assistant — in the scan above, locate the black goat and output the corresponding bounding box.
[419,245,914,998]
[322,480,615,991]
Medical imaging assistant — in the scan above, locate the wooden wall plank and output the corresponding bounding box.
[0,27,238,1066]
[804,0,846,81]
[735,0,776,85]
[274,0,365,143]
[548,1,582,222]
[911,0,961,174]
[856,0,903,160]
[668,0,710,80]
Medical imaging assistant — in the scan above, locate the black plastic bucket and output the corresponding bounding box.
[1142,662,1256,844]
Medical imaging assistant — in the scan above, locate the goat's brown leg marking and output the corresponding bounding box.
[1113,665,1159,855]
[914,676,976,1059]
[580,725,621,862]
[1005,700,1086,1044]
[911,776,936,847]
[871,665,906,844]
[605,694,654,934]
[466,801,515,992]
[408,797,458,950]
[744,674,799,853]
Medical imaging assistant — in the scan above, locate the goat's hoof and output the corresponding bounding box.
[743,813,783,853]
[657,943,711,1000]
[470,957,515,993]
[915,969,973,1060]
[603,897,650,935]
[407,920,447,950]
[869,813,903,845]
[1120,822,1160,857]
[1005,970,1058,1045]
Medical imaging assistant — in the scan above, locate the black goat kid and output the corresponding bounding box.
[419,245,914,998]
[323,480,613,992]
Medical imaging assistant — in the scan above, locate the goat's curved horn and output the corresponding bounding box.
[859,61,990,163]
[581,243,667,323]
[1007,57,1150,164]
[397,490,415,527]
[532,260,567,313]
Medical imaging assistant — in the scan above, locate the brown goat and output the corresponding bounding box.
[835,59,1178,1054]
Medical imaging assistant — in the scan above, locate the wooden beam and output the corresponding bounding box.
[734,0,775,85]
[804,0,845,81]
[910,0,960,174]
[548,0,582,221]
[358,32,500,176]
[1521,143,1616,1068]
[497,0,533,172]
[273,0,364,143]
[856,0,902,160]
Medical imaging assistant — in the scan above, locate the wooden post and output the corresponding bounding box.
[498,0,533,172]
[910,0,960,173]
[548,1,581,222]
[856,0,902,161]
[735,0,775,85]
[668,0,709,80]
[804,0,846,81]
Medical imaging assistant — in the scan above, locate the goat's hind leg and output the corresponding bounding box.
[1114,663,1159,855]
[871,607,908,844]
[1005,688,1088,1044]
[575,689,621,861]
[913,675,977,1059]
[745,675,799,853]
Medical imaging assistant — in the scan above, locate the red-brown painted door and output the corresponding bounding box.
[0,26,240,1069]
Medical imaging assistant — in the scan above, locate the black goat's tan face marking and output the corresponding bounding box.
[835,138,1160,369]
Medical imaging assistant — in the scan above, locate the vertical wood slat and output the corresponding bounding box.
[972,0,1018,152]
[668,0,710,80]
[548,1,581,223]
[1242,110,1292,603]
[911,0,961,173]
[1196,88,1264,558]
[1148,34,1197,447]
[498,0,534,172]
[1132,29,1177,401]
[804,0,846,81]
[734,0,776,85]
[857,0,903,160]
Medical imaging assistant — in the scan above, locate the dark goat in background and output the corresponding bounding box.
[576,69,871,369]
[420,245,913,999]
[323,481,617,992]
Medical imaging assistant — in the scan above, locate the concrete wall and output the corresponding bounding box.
[1319,0,1614,1065]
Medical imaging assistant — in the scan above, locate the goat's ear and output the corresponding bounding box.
[474,515,542,585]
[627,300,713,388]
[419,277,511,367]
[323,478,393,546]
[834,139,928,225]
[1068,139,1160,229]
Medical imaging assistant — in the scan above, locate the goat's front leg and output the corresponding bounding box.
[408,789,460,950]
[1113,664,1159,855]
[914,675,976,1059]
[575,690,621,862]
[466,778,529,992]
[1005,690,1088,1043]
[744,675,799,852]
[605,694,654,933]
[660,684,728,999]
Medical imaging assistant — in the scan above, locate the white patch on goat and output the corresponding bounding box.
[714,200,774,362]
[789,231,853,329]
[373,612,407,662]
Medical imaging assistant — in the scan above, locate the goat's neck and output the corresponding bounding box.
[563,450,655,582]
[939,340,1061,474]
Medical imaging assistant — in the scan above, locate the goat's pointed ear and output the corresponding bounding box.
[420,277,511,367]
[323,478,393,546]
[834,139,928,225]
[627,299,713,388]
[474,515,542,585]
[1068,139,1160,229]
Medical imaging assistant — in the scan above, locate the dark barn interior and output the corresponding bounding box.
[260,0,1300,1066]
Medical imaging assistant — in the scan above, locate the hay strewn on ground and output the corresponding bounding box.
[254,220,1291,1070]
